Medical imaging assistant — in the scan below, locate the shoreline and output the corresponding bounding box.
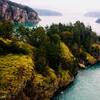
[51,76,75,100]
[51,61,100,100]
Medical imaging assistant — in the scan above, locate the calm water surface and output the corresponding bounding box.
[54,63,100,100]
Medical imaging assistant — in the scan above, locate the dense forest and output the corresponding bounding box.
[0,20,100,100]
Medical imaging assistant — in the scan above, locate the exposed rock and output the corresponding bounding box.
[0,0,40,25]
[79,63,85,69]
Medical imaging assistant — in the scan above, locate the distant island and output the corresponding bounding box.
[96,19,100,23]
[85,12,100,24]
[35,9,62,16]
[85,12,100,17]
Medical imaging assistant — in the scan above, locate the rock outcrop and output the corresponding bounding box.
[0,0,40,25]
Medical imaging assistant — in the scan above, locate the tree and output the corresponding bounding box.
[46,24,59,36]
[16,25,31,41]
[29,27,47,47]
[60,31,73,46]
[0,20,14,39]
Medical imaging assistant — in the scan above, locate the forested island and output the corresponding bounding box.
[35,9,62,16]
[0,20,100,100]
[0,0,100,100]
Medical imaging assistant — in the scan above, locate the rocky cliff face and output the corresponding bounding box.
[0,0,40,25]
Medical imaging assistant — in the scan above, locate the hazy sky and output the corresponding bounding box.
[11,0,100,14]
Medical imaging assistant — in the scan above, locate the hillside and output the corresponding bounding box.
[0,37,74,100]
[0,20,100,100]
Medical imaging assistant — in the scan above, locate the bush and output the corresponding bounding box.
[0,37,34,55]
[9,41,34,55]
[0,38,12,54]
[0,54,34,99]
[59,42,75,70]
[91,43,100,58]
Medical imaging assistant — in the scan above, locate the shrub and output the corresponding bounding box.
[9,41,34,55]
[0,54,34,99]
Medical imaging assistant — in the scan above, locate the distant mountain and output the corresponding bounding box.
[0,0,40,25]
[35,9,62,16]
[85,12,100,18]
[96,19,100,23]
[85,12,100,24]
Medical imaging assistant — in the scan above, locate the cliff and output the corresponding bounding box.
[0,0,40,25]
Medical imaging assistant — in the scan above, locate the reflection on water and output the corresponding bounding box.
[54,63,100,100]
[39,13,100,35]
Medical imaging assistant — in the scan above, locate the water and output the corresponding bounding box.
[39,13,100,35]
[54,63,100,100]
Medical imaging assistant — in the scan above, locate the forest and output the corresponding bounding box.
[0,20,100,99]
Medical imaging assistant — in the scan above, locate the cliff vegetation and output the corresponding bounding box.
[0,20,100,100]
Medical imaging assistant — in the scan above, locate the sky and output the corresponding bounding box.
[11,0,100,14]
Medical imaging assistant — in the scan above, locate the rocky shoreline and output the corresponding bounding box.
[51,60,100,100]
[7,71,75,100]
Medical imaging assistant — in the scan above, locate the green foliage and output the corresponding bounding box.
[0,38,12,54]
[0,20,99,100]
[9,41,34,55]
[35,48,47,73]
[28,27,47,47]
[0,37,34,55]
[45,41,60,70]
[46,24,59,36]
[79,51,87,61]
[60,31,73,46]
[59,42,75,70]
[16,25,33,42]
[0,54,34,99]
[58,68,72,81]
[0,20,14,39]
[60,42,74,62]
[91,43,100,58]
[46,67,57,81]
[86,53,96,63]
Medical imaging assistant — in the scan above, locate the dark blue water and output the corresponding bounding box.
[54,63,100,100]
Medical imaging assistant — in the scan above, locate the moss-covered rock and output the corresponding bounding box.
[86,53,96,64]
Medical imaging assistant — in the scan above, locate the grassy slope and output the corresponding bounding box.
[0,38,35,99]
[0,54,34,99]
[60,42,75,62]
[0,39,76,99]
